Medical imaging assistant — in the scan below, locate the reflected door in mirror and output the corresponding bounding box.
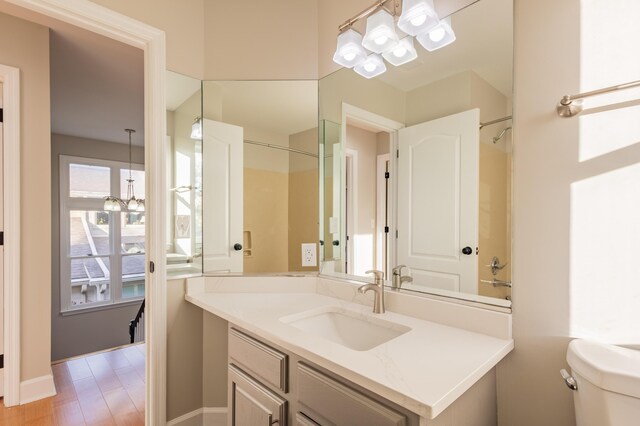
[397,109,479,293]
[203,119,244,272]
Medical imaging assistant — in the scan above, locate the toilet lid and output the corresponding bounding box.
[567,339,640,399]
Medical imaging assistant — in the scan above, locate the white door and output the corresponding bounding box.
[202,118,244,272]
[397,108,479,294]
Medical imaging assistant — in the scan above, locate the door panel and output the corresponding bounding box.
[397,109,479,294]
[203,119,243,272]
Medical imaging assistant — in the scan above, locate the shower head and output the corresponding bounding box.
[556,97,583,117]
[492,126,512,144]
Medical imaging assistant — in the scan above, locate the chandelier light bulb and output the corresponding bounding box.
[382,36,418,66]
[410,14,427,27]
[393,45,408,57]
[397,0,439,36]
[364,62,377,72]
[362,9,399,54]
[343,52,356,61]
[429,27,446,42]
[354,53,386,79]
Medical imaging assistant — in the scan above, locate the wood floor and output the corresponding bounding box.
[0,344,145,425]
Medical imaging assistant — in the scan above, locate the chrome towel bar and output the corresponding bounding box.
[557,79,640,117]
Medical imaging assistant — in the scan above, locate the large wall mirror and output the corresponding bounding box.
[319,0,513,308]
[165,74,319,276]
[201,80,319,274]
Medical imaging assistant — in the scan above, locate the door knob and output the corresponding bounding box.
[233,243,243,251]
[462,246,473,255]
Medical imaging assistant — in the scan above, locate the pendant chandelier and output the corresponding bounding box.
[103,129,145,212]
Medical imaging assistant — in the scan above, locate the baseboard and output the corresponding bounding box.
[167,407,227,426]
[20,373,57,404]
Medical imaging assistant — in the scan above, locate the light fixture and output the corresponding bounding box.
[334,0,457,79]
[333,28,368,68]
[382,36,418,66]
[190,116,202,139]
[361,9,399,54]
[397,0,439,36]
[416,16,456,51]
[103,129,145,212]
[354,53,387,79]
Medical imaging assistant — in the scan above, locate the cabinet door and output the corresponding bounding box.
[229,364,287,426]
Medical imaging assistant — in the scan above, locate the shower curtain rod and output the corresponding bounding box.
[244,139,318,158]
[479,115,512,129]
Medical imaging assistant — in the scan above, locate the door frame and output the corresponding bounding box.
[340,103,403,280]
[0,63,20,407]
[6,1,167,423]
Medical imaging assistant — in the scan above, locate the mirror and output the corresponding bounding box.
[165,70,203,277]
[319,0,513,307]
[201,80,319,274]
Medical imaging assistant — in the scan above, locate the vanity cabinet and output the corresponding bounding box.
[228,325,418,426]
[229,364,287,426]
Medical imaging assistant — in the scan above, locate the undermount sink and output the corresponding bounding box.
[280,307,411,351]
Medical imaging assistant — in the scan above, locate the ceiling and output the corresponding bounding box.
[0,1,144,146]
[374,0,513,95]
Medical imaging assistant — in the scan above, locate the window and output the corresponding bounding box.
[60,156,145,312]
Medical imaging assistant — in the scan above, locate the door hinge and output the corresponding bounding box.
[0,108,3,123]
[0,231,3,246]
[0,354,3,369]
[396,149,399,158]
[384,171,390,179]
[149,261,155,273]
[384,226,389,233]
[395,230,398,238]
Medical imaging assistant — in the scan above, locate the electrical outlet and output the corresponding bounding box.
[301,243,317,267]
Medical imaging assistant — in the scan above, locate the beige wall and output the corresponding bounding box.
[478,143,510,299]
[496,0,579,425]
[166,279,204,420]
[203,0,318,80]
[244,168,289,273]
[202,311,228,408]
[288,128,319,272]
[0,12,51,382]
[88,0,205,79]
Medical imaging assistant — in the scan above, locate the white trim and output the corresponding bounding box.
[19,373,56,405]
[0,63,21,407]
[376,153,390,275]
[336,103,404,283]
[6,0,167,423]
[167,407,227,426]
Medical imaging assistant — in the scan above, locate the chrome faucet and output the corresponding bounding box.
[391,265,413,289]
[358,270,385,314]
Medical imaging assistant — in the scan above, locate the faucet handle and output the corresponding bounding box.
[365,270,384,282]
[392,265,406,275]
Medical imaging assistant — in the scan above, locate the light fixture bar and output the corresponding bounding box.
[338,0,399,32]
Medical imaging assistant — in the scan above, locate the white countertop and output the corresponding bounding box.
[186,278,513,419]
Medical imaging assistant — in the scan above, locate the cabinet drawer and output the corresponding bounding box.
[297,363,407,426]
[229,364,287,426]
[295,412,321,426]
[229,327,288,392]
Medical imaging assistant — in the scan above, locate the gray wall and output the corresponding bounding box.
[51,133,145,361]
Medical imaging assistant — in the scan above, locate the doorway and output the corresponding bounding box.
[0,1,166,422]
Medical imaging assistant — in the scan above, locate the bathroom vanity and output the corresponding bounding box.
[186,276,513,426]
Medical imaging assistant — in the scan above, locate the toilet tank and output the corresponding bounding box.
[567,339,640,426]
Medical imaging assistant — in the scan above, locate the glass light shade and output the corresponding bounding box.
[127,198,139,211]
[136,201,145,212]
[361,10,400,54]
[332,29,368,68]
[382,36,418,66]
[397,0,439,36]
[354,54,387,79]
[190,117,202,139]
[104,197,121,212]
[416,16,456,51]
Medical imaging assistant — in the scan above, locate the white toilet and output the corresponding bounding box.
[565,339,640,426]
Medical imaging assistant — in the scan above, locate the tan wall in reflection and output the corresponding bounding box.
[244,168,289,273]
